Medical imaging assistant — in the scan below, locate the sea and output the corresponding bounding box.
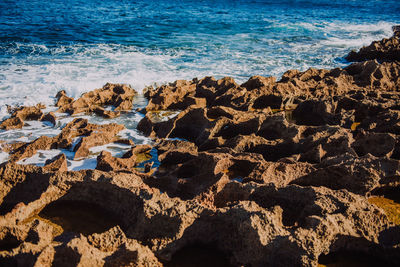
[0,0,399,169]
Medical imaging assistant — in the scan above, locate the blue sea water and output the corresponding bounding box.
[1,0,399,112]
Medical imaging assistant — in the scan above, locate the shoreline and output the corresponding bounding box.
[0,28,399,266]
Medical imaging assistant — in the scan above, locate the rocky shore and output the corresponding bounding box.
[0,29,400,266]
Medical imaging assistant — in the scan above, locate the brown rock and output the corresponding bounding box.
[346,34,400,62]
[56,83,136,118]
[0,105,44,130]
[9,135,55,162]
[43,154,68,172]
[0,117,24,130]
[73,123,125,159]
[292,154,400,195]
[145,79,197,111]
[40,112,57,126]
[96,150,136,172]
[352,132,396,157]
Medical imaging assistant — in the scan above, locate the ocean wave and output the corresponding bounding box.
[0,20,397,122]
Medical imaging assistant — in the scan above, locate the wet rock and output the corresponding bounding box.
[43,154,68,172]
[0,104,44,130]
[96,150,136,172]
[50,118,125,157]
[2,34,400,266]
[73,123,125,159]
[0,117,24,130]
[96,144,152,172]
[145,79,197,111]
[13,105,44,121]
[55,90,74,107]
[93,106,121,119]
[8,135,55,162]
[346,33,400,62]
[56,83,137,118]
[40,112,57,126]
[5,118,125,162]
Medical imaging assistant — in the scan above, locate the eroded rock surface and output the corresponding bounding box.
[346,34,400,62]
[0,104,45,130]
[56,83,137,118]
[1,33,400,266]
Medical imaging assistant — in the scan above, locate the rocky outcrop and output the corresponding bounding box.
[56,83,137,118]
[96,144,152,172]
[43,153,68,172]
[346,28,400,62]
[0,162,397,266]
[5,118,125,162]
[0,104,44,130]
[1,34,400,266]
[140,61,400,115]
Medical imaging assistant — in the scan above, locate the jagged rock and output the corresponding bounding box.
[55,90,74,108]
[146,151,231,200]
[43,154,68,172]
[8,136,55,162]
[0,154,398,266]
[73,123,125,159]
[93,107,121,119]
[346,32,400,62]
[5,119,125,162]
[40,112,57,126]
[144,79,197,111]
[96,151,135,172]
[56,83,137,118]
[0,117,24,130]
[352,132,396,157]
[96,144,153,172]
[156,139,198,165]
[359,109,400,135]
[291,154,400,195]
[0,104,44,130]
[1,34,400,266]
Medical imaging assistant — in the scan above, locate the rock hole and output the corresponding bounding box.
[0,202,17,216]
[226,160,257,181]
[165,243,232,267]
[38,200,122,236]
[170,126,202,143]
[177,162,199,178]
[249,143,297,162]
[215,119,260,140]
[252,95,282,109]
[206,108,234,120]
[0,258,18,267]
[0,233,22,251]
[257,128,281,140]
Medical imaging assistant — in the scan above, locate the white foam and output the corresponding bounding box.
[0,151,9,164]
[17,149,62,166]
[68,158,98,171]
[1,20,394,120]
[89,143,131,157]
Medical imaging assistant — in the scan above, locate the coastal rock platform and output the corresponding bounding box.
[0,33,400,266]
